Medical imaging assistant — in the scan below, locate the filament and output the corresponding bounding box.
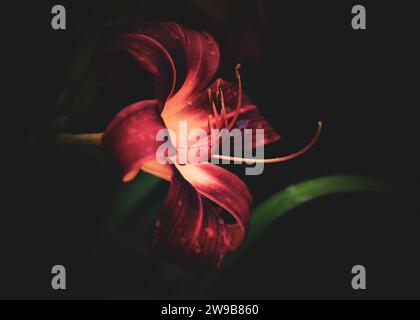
[217,80,228,128]
[228,64,243,130]
[212,122,323,164]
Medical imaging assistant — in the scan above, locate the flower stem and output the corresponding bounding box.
[56,133,104,147]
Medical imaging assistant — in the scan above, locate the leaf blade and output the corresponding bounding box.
[249,175,401,243]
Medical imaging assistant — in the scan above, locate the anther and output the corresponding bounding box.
[228,64,243,130]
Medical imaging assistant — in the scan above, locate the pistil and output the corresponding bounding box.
[212,122,323,164]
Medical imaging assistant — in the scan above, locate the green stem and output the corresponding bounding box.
[56,133,103,147]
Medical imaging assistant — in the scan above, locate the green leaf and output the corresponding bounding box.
[188,175,408,299]
[108,173,162,227]
[104,172,169,258]
[220,175,402,270]
[248,176,400,243]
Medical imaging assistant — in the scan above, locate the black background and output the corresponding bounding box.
[3,0,419,299]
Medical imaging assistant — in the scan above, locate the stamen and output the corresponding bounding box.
[208,115,214,131]
[211,101,221,129]
[208,88,221,129]
[212,122,323,164]
[207,88,213,107]
[217,80,228,128]
[228,64,243,130]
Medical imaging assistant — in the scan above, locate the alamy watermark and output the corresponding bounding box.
[51,265,66,290]
[352,5,367,30]
[351,265,367,290]
[50,4,367,31]
[51,5,66,30]
[156,121,266,176]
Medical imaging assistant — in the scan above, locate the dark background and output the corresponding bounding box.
[3,0,419,299]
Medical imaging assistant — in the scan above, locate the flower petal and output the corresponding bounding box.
[106,22,220,111]
[162,88,211,152]
[113,33,177,103]
[158,23,220,116]
[102,99,169,182]
[153,167,251,269]
[176,163,252,234]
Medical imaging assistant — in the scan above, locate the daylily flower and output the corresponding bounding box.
[95,22,321,269]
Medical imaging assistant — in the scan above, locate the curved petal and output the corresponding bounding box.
[131,22,220,116]
[113,33,177,103]
[162,88,212,156]
[176,163,252,233]
[160,23,220,117]
[103,22,220,110]
[102,99,169,182]
[153,168,251,269]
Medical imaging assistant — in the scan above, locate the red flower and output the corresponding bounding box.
[99,22,320,269]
